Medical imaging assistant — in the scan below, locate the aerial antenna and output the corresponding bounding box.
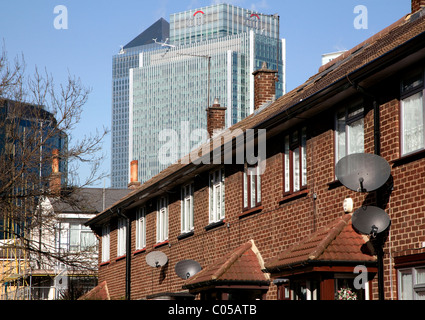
[153,38,176,48]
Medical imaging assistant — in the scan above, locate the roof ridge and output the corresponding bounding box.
[318,13,409,73]
[308,214,351,260]
[212,240,253,280]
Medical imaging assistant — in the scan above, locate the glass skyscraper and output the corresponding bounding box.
[111,3,286,187]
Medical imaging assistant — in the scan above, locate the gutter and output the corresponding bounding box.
[87,22,425,230]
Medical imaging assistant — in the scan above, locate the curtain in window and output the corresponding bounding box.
[336,112,347,161]
[402,92,424,155]
[284,135,290,193]
[348,118,364,154]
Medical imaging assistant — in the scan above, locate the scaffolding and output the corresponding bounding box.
[0,214,31,300]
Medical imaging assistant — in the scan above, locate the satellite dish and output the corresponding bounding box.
[335,153,391,192]
[146,251,168,268]
[352,206,391,237]
[175,260,202,280]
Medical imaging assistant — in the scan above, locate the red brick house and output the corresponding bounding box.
[86,0,425,300]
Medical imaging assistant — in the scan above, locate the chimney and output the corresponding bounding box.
[412,0,425,13]
[252,61,277,111]
[206,98,227,137]
[128,160,141,189]
[50,149,62,195]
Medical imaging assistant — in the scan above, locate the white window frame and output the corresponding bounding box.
[335,103,364,165]
[398,266,425,300]
[117,218,126,257]
[181,183,194,233]
[101,224,110,263]
[209,168,225,223]
[243,163,261,209]
[400,72,425,156]
[156,196,168,243]
[135,207,146,250]
[283,127,307,194]
[69,223,97,252]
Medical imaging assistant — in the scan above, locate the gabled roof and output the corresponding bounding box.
[87,7,425,228]
[264,214,376,272]
[183,240,269,290]
[78,281,110,300]
[50,188,132,214]
[123,18,169,49]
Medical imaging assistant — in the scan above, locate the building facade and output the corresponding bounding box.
[112,3,286,188]
[111,18,170,189]
[90,0,425,301]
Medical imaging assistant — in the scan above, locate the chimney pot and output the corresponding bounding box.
[253,61,277,111]
[128,160,141,189]
[412,0,425,13]
[50,149,62,195]
[207,98,227,137]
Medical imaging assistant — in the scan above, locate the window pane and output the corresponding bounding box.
[400,271,413,300]
[250,169,255,208]
[257,167,261,204]
[301,128,307,186]
[416,268,425,284]
[402,92,424,155]
[284,135,290,192]
[293,147,300,192]
[220,169,225,219]
[209,173,214,221]
[402,74,423,93]
[348,118,364,154]
[336,112,346,162]
[243,169,248,208]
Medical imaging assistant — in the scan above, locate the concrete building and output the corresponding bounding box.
[112,3,286,188]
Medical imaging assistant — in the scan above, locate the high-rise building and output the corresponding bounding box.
[111,18,169,189]
[111,3,285,187]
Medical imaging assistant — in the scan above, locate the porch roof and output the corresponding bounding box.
[264,214,377,273]
[183,240,270,290]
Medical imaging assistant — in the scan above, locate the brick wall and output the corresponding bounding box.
[206,102,226,137]
[97,62,425,301]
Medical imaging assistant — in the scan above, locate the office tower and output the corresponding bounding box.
[111,18,169,188]
[112,3,285,187]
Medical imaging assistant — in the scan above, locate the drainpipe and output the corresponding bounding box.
[117,208,131,300]
[350,81,385,300]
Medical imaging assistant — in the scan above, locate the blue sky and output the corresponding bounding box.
[0,0,411,187]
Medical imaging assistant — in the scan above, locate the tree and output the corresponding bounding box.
[0,44,108,298]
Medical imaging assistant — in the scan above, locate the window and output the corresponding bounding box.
[401,73,425,156]
[156,196,168,243]
[181,183,194,233]
[101,224,110,263]
[69,223,97,252]
[117,218,126,257]
[243,163,261,209]
[283,127,307,193]
[398,266,425,300]
[335,104,364,163]
[135,207,146,250]
[209,168,225,223]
